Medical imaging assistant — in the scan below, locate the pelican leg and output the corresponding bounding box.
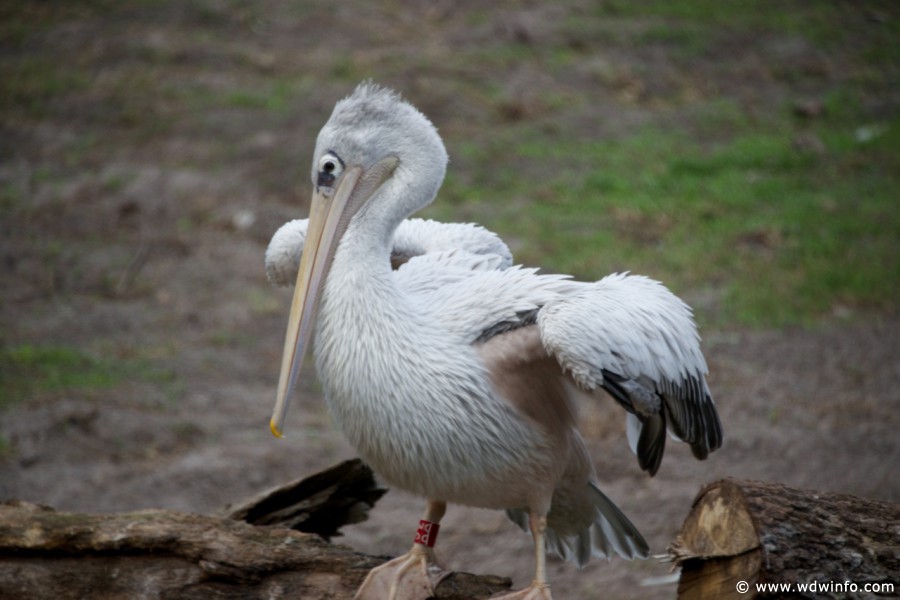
[490,512,553,600]
[354,500,450,600]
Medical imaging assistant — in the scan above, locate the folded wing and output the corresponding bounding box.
[265,217,512,286]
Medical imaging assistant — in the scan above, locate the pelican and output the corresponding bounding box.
[267,83,722,600]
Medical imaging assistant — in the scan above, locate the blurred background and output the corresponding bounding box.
[1,1,897,598]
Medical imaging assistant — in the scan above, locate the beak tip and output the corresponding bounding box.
[269,418,284,439]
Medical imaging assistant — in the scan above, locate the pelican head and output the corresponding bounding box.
[270,82,449,437]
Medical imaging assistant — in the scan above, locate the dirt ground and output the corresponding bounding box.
[1,3,898,599]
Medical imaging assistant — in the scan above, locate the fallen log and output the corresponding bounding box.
[0,501,510,599]
[0,459,511,600]
[668,478,900,599]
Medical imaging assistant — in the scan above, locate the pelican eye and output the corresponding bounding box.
[317,152,344,189]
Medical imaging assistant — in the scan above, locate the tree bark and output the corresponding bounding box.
[668,478,900,600]
[0,500,510,600]
[224,458,387,541]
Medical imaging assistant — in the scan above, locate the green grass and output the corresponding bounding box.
[0,344,177,409]
[3,0,896,329]
[0,345,119,408]
[429,104,899,327]
[415,0,900,328]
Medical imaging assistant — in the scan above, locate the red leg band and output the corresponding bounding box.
[414,519,440,548]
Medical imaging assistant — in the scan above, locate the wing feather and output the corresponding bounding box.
[538,273,722,475]
[397,261,577,343]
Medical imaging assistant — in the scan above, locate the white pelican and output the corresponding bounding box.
[267,83,722,600]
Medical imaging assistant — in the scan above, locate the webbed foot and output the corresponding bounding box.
[354,546,450,600]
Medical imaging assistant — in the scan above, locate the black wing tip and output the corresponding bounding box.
[685,422,723,461]
[663,375,724,458]
[600,370,723,475]
[637,412,666,477]
[692,391,724,457]
[641,387,723,474]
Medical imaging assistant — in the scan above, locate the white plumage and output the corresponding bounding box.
[267,83,722,600]
[266,217,512,286]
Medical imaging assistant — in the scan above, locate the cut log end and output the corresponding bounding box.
[669,478,900,600]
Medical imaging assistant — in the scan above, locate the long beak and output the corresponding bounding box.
[270,156,398,438]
